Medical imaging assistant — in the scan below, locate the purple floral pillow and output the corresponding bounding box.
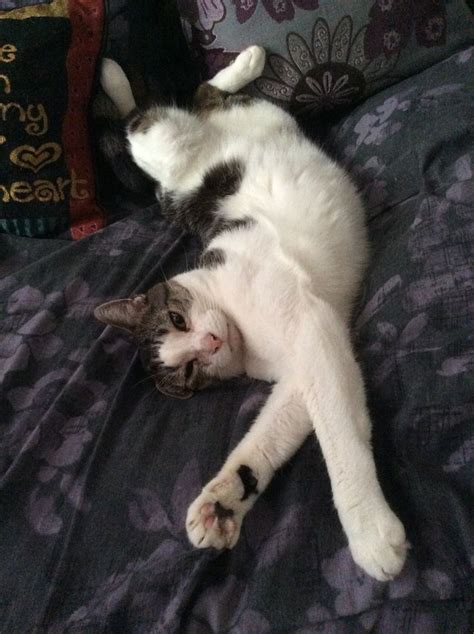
[177,0,474,117]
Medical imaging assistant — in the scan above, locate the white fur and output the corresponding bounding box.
[104,48,408,581]
[208,45,266,93]
[100,58,136,117]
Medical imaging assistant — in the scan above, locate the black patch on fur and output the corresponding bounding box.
[193,83,226,112]
[214,502,234,519]
[162,160,252,244]
[200,248,226,269]
[237,465,258,500]
[203,161,243,200]
[193,83,255,114]
[126,107,159,135]
[225,217,254,232]
[224,94,254,108]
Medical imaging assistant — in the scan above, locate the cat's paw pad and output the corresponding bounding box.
[186,498,240,549]
[232,46,266,84]
[186,475,245,550]
[349,512,408,581]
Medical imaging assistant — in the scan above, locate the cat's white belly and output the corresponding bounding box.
[214,141,368,322]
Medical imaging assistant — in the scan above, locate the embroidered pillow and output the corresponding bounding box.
[0,0,105,238]
[177,0,474,119]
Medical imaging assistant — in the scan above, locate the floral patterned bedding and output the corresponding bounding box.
[0,47,473,632]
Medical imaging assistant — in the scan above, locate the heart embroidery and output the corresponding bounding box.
[10,142,62,173]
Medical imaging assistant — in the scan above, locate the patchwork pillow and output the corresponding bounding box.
[177,0,474,119]
[0,0,105,238]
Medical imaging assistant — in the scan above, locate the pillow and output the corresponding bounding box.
[177,0,474,119]
[0,0,105,238]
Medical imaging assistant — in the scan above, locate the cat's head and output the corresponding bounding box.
[94,280,244,399]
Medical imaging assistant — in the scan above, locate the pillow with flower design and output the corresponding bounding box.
[177,0,474,119]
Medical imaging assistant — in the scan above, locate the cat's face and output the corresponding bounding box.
[94,281,244,398]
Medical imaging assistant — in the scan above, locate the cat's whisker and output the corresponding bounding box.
[158,264,169,285]
[132,374,155,389]
[141,385,159,404]
[181,245,191,273]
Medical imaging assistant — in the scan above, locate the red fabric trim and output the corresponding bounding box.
[62,0,105,240]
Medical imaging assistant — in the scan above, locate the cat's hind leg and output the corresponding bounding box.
[208,45,266,94]
[100,57,136,118]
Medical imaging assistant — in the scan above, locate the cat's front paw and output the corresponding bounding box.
[186,473,247,549]
[348,511,408,581]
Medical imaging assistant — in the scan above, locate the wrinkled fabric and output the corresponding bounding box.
[0,48,473,632]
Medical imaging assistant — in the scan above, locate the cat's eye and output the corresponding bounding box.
[184,360,195,380]
[169,311,187,331]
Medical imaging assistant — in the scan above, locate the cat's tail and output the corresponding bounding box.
[100,57,136,117]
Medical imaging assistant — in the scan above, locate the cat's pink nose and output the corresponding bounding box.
[203,333,223,353]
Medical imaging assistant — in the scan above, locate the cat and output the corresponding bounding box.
[95,48,408,581]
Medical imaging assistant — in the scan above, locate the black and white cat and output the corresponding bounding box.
[95,48,408,581]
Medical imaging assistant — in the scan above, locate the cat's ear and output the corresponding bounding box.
[154,379,193,400]
[94,295,149,333]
